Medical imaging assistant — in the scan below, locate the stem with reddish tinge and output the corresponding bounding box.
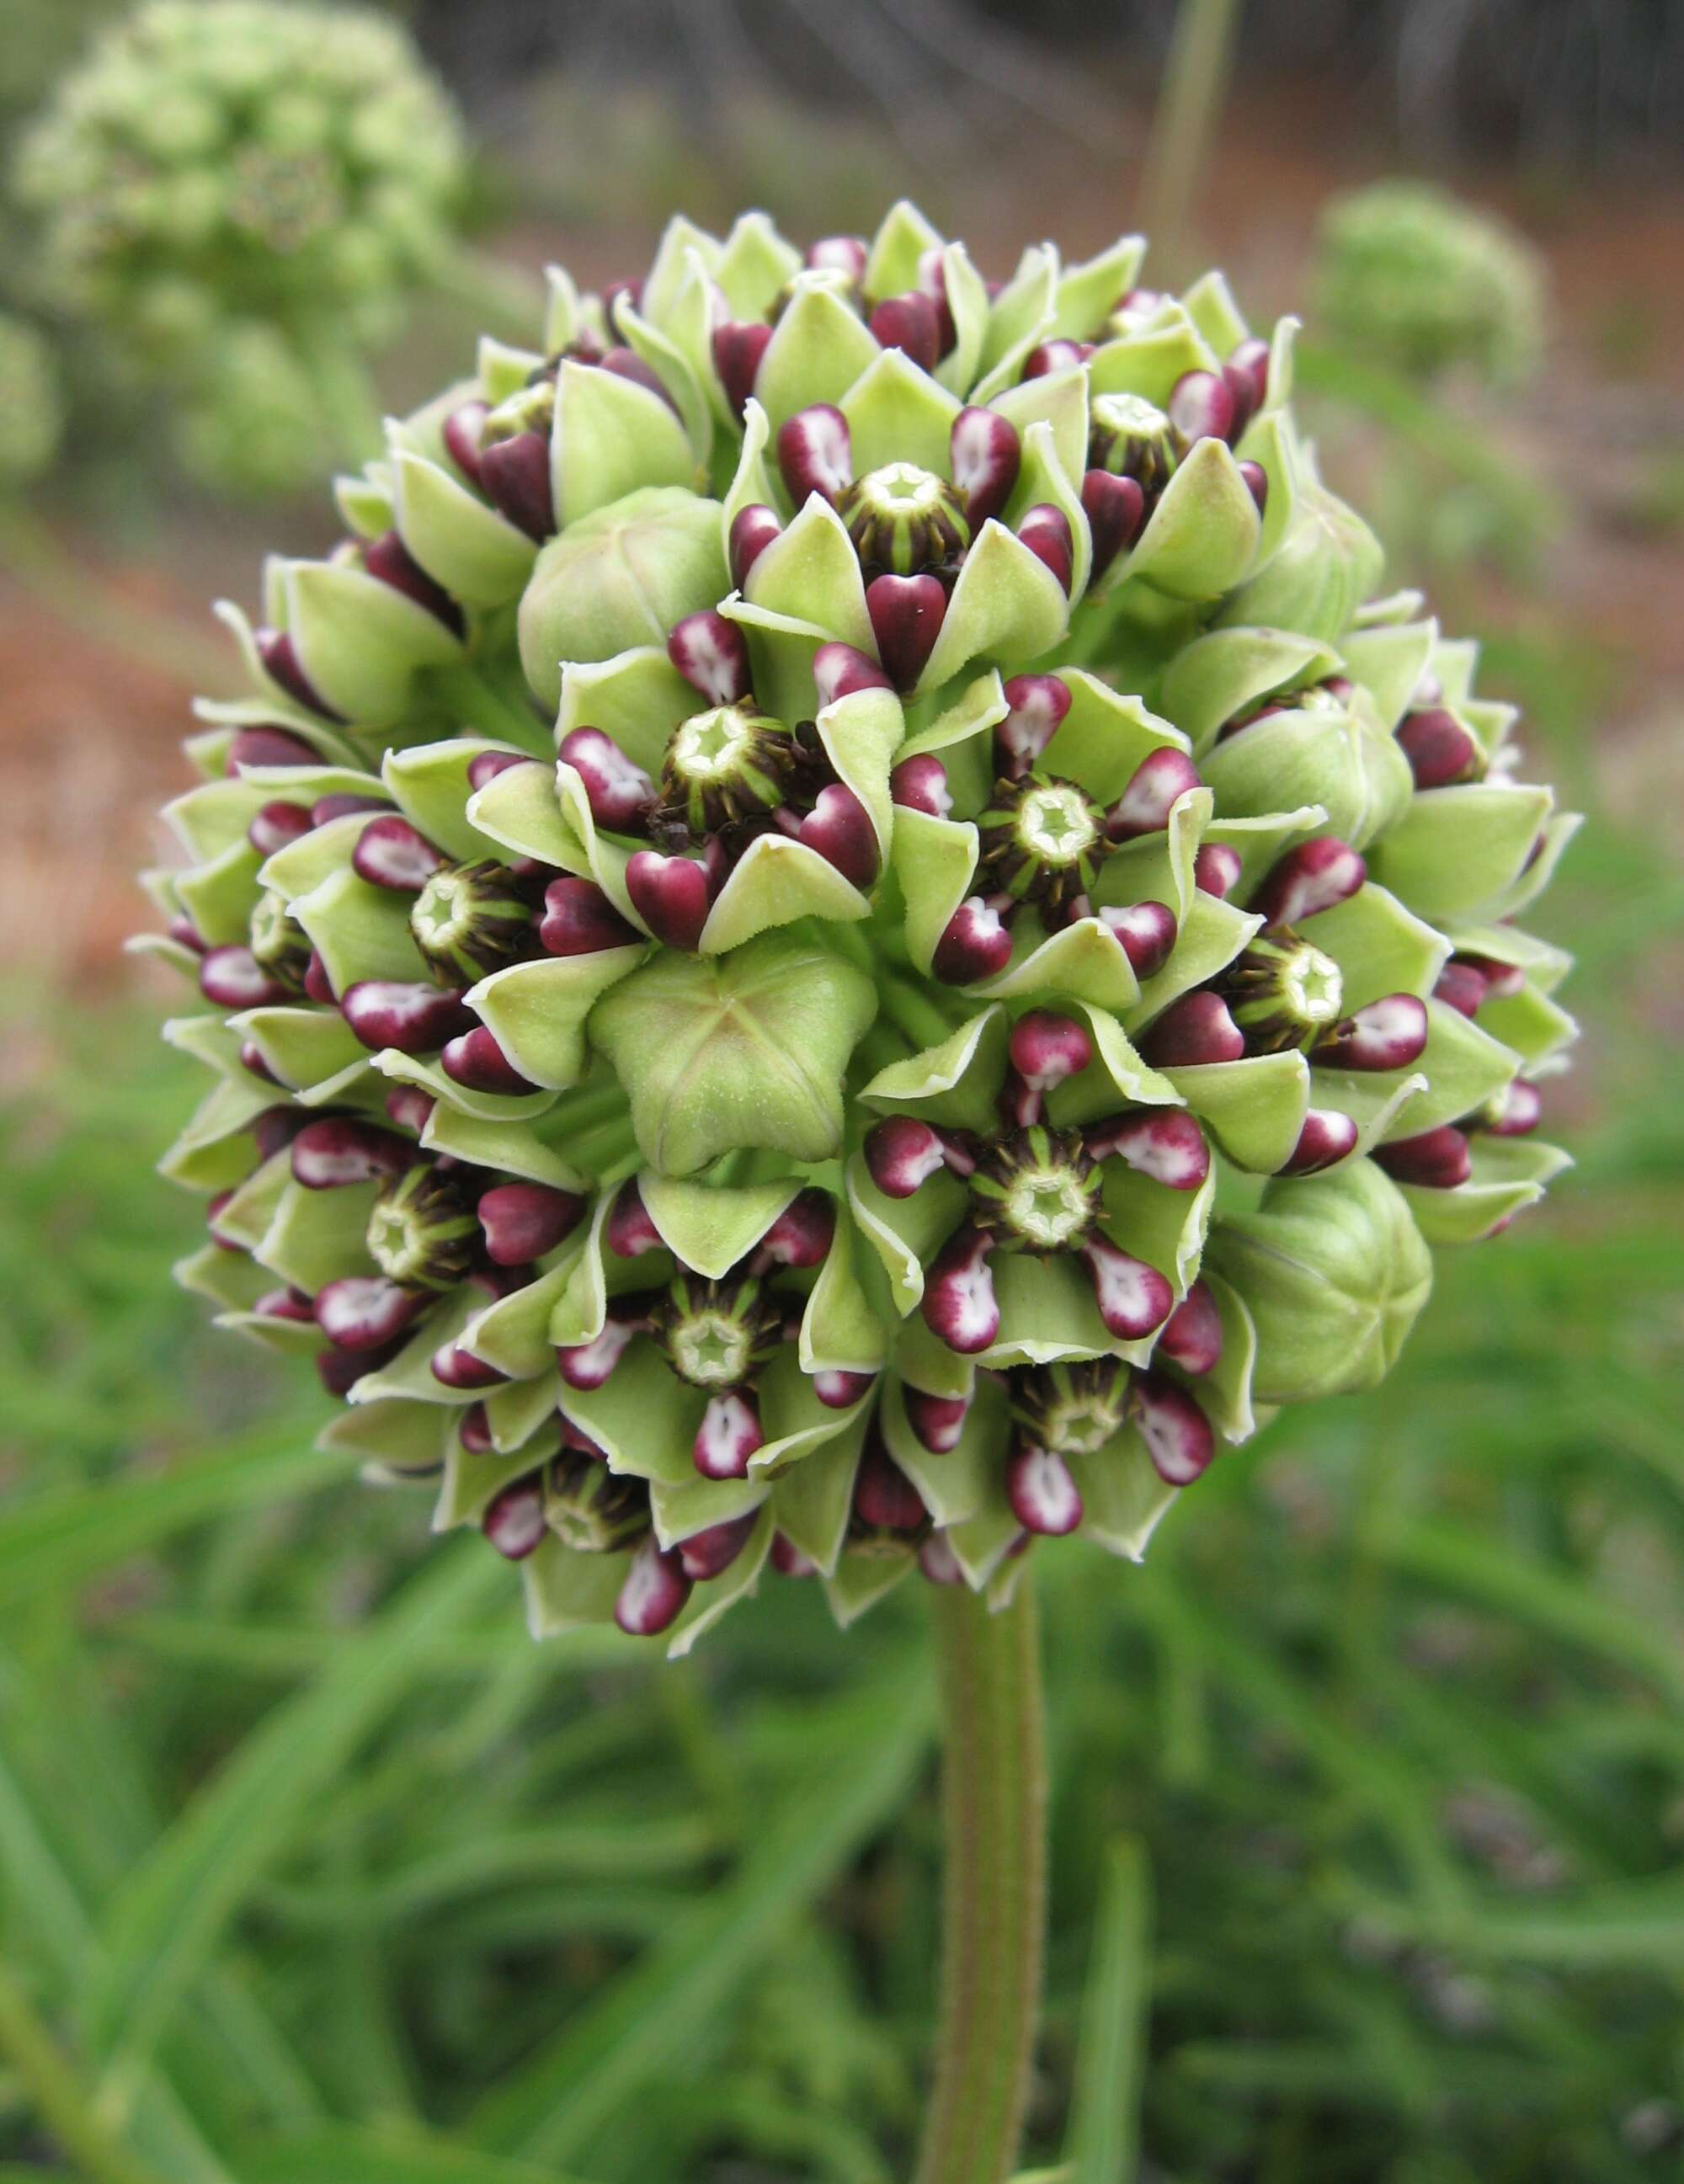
[915,1577,1047,2184]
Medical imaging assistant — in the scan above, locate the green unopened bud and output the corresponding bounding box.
[1206,1159,1432,1404]
[518,487,730,712]
[410,859,533,984]
[366,1162,479,1290]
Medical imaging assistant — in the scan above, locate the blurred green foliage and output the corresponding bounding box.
[1,622,1679,2180]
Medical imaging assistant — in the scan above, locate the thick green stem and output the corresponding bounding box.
[915,1578,1047,2184]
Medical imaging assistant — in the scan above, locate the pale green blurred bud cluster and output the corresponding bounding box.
[0,310,66,490]
[11,0,466,493]
[1314,181,1548,388]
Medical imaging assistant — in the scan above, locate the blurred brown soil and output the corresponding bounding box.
[3,107,1681,987]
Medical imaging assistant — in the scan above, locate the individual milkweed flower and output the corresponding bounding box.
[11,0,466,477]
[141,203,1577,1651]
[1314,180,1548,389]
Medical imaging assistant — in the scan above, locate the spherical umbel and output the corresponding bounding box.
[143,200,1575,1642]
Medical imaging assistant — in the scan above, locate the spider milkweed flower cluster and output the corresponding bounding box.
[12,0,465,493]
[139,202,1577,1654]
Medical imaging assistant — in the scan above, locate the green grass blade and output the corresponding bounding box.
[1065,1836,1154,2184]
[468,1668,935,2165]
[0,1420,339,1604]
[240,2123,600,2184]
[88,1542,504,2081]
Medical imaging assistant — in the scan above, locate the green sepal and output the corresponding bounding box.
[421,1103,587,1189]
[1089,303,1219,408]
[1231,408,1298,573]
[1367,781,1555,924]
[282,557,464,728]
[648,1473,767,1556]
[748,1345,879,1478]
[434,1433,552,1536]
[973,917,1143,1015]
[589,931,878,1175]
[256,811,370,903]
[1044,1003,1180,1127]
[468,1254,585,1381]
[1117,436,1262,602]
[715,210,802,319]
[466,948,645,1092]
[1126,892,1260,1031]
[383,738,512,862]
[196,1147,290,1251]
[252,1176,378,1297]
[174,836,264,946]
[1298,881,1449,1009]
[1180,268,1249,356]
[1163,1052,1309,1175]
[1205,1157,1433,1403]
[615,300,714,474]
[486,1367,564,1453]
[1188,805,1324,907]
[1400,1137,1572,1245]
[1102,1152,1215,1301]
[841,344,959,475]
[754,281,881,431]
[230,1004,366,1094]
[865,199,946,298]
[1200,698,1413,848]
[1313,995,1517,1142]
[1339,617,1439,732]
[388,444,537,608]
[743,492,876,655]
[522,1537,634,1640]
[465,756,586,874]
[861,1008,1009,1136]
[174,1240,272,1316]
[639,1173,800,1277]
[983,1252,1148,1373]
[1213,459,1383,643]
[881,1371,1008,1528]
[823,1546,916,1629]
[798,1201,890,1375]
[915,518,1072,695]
[373,1048,557,1126]
[891,807,981,976]
[323,1398,453,1481]
[945,1492,1024,1591]
[977,244,1058,391]
[290,864,429,991]
[1067,1429,1179,1560]
[770,1425,870,1577]
[551,355,698,530]
[1054,236,1146,342]
[847,1153,966,1318]
[157,1078,282,1190]
[347,1286,471,1409]
[1188,1270,1258,1444]
[1470,978,1578,1075]
[1032,672,1191,807]
[1159,626,1340,756]
[1481,810,1582,925]
[987,367,1093,503]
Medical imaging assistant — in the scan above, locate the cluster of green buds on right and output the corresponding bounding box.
[137,203,1578,1650]
[1314,179,1548,388]
[11,0,466,491]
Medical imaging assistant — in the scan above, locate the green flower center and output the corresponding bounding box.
[1011,1359,1130,1456]
[658,703,796,839]
[977,774,1106,915]
[410,859,531,983]
[366,1164,478,1290]
[651,1272,784,1390]
[1223,930,1346,1052]
[248,887,310,989]
[1088,391,1183,490]
[547,1454,647,1554]
[838,461,970,576]
[970,1125,1103,1254]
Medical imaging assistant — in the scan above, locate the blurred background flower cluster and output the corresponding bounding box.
[0,4,1680,2180]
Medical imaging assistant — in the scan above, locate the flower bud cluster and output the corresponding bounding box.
[141,202,1576,1649]
[11,0,466,492]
